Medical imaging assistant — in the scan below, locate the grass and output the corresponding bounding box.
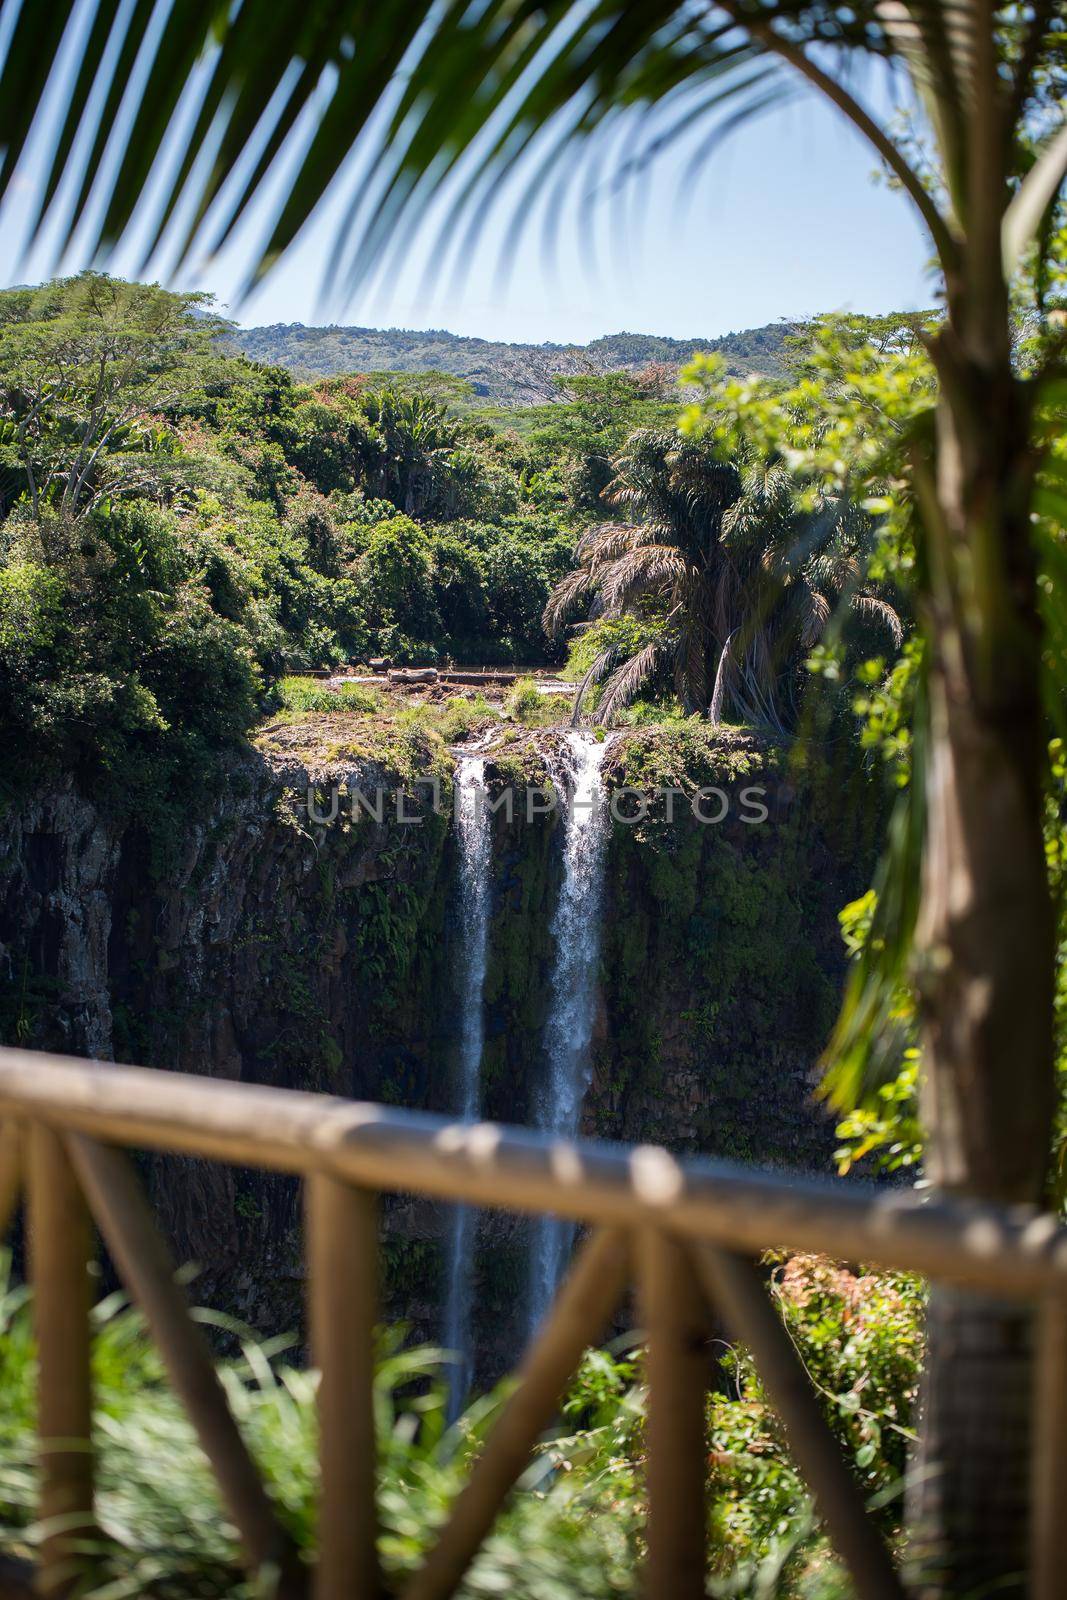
[269,682,500,746]
[398,694,499,744]
[276,676,382,715]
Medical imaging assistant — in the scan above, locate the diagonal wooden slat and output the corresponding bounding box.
[28,1125,95,1598]
[305,1175,380,1600]
[1031,1291,1067,1600]
[640,1228,710,1600]
[691,1243,907,1600]
[403,1227,631,1600]
[0,1121,22,1241]
[64,1134,302,1597]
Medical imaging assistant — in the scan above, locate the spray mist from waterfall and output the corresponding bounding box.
[528,732,612,1334]
[444,756,491,1417]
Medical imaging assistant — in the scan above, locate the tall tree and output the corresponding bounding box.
[5,4,1067,1591]
[0,273,222,523]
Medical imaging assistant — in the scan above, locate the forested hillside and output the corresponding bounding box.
[230,320,791,401]
[0,274,904,814]
[0,274,705,808]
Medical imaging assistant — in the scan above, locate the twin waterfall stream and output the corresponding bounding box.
[444,757,492,1415]
[445,735,611,1412]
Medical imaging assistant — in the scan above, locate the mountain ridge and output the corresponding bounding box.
[229,320,793,405]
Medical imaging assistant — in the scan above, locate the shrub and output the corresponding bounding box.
[277,676,380,715]
[0,562,65,655]
[360,516,442,653]
[435,694,497,743]
[504,677,556,725]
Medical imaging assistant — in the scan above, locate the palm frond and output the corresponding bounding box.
[2,0,1061,306]
[0,3,774,294]
[850,592,904,647]
[799,587,831,648]
[594,639,665,724]
[542,566,594,640]
[599,545,690,612]
[575,523,649,566]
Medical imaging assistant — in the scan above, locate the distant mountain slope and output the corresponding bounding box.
[229,321,792,405]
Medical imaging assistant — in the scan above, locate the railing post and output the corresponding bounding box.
[28,1124,95,1596]
[306,1175,380,1600]
[1031,1291,1067,1600]
[639,1227,709,1600]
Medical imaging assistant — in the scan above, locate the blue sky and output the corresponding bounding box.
[2,24,936,345]
[229,91,936,342]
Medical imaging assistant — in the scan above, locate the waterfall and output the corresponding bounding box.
[444,756,491,1418]
[528,732,612,1334]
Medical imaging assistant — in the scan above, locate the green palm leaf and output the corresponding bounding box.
[10,1,1057,296]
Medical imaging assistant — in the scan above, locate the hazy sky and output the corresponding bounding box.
[3,28,936,345]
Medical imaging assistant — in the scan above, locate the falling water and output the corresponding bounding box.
[444,756,491,1418]
[528,732,612,1334]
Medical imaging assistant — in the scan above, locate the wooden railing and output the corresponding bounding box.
[0,1046,1065,1599]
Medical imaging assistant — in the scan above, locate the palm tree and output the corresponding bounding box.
[547,430,900,730]
[545,430,739,720]
[6,6,1067,1591]
[356,390,469,518]
[713,449,904,725]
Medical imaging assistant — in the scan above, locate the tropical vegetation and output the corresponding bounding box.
[4,1,1067,1594]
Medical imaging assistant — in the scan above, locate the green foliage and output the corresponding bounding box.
[707,1256,921,1590]
[359,516,442,660]
[0,273,603,798]
[0,1250,919,1598]
[835,733,1067,1194]
[563,615,662,683]
[503,677,556,726]
[0,561,63,653]
[0,498,263,808]
[834,1054,923,1179]
[546,423,900,730]
[0,276,826,800]
[434,694,497,743]
[0,272,225,520]
[0,1263,643,1599]
[760,1257,920,1497]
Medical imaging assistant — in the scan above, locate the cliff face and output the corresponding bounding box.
[0,721,875,1372]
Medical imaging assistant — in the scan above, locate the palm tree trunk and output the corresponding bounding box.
[908,677,1051,1590]
[908,1287,1035,1594]
[907,367,1055,1595]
